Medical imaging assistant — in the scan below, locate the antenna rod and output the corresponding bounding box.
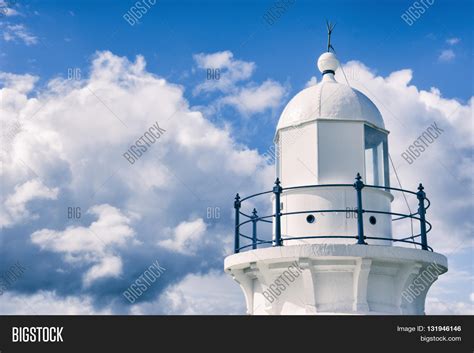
[326,20,336,53]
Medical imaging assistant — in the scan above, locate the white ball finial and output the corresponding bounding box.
[317,52,339,74]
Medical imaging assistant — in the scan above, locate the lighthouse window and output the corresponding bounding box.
[364,125,389,187]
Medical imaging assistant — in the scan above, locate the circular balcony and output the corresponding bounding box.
[233,173,432,253]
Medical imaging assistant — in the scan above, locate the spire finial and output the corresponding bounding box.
[318,21,339,77]
[326,19,336,53]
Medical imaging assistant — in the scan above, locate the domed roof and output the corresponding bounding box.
[277,53,385,131]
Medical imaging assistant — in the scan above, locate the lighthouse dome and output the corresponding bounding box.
[277,52,384,131]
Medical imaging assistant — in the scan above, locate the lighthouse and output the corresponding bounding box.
[224,42,448,315]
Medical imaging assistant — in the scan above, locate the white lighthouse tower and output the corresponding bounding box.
[224,43,448,315]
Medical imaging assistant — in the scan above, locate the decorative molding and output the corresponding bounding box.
[352,258,372,312]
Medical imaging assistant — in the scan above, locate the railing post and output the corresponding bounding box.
[234,193,241,253]
[273,178,282,247]
[417,183,428,250]
[252,208,258,250]
[354,173,366,245]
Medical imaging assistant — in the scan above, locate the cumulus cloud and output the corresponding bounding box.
[304,76,318,88]
[1,179,58,227]
[158,218,207,255]
[0,72,39,93]
[220,79,287,115]
[31,204,136,287]
[130,270,245,314]
[83,256,123,287]
[0,50,269,204]
[2,24,38,45]
[305,76,318,88]
[193,51,255,94]
[193,51,287,116]
[425,265,474,315]
[438,49,455,62]
[0,291,113,314]
[426,298,474,315]
[0,50,272,313]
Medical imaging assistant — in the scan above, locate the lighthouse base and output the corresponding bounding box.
[224,244,447,315]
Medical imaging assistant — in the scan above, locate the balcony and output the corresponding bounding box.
[233,173,432,253]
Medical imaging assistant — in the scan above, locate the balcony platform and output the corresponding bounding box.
[224,244,447,315]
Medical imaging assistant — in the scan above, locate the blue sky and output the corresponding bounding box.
[1,0,472,153]
[0,0,472,314]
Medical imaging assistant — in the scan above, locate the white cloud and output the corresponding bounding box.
[1,50,272,304]
[426,298,474,315]
[158,218,207,255]
[1,179,58,227]
[193,51,287,116]
[220,79,286,115]
[426,264,474,315]
[438,49,455,62]
[83,255,123,287]
[0,50,269,205]
[193,50,236,68]
[31,204,136,286]
[130,270,245,314]
[0,72,39,93]
[0,291,113,314]
[305,76,318,87]
[2,24,38,45]
[193,50,255,94]
[446,37,460,45]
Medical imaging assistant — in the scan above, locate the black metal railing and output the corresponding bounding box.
[233,173,433,253]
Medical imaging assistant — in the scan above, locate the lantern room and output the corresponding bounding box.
[273,52,393,244]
